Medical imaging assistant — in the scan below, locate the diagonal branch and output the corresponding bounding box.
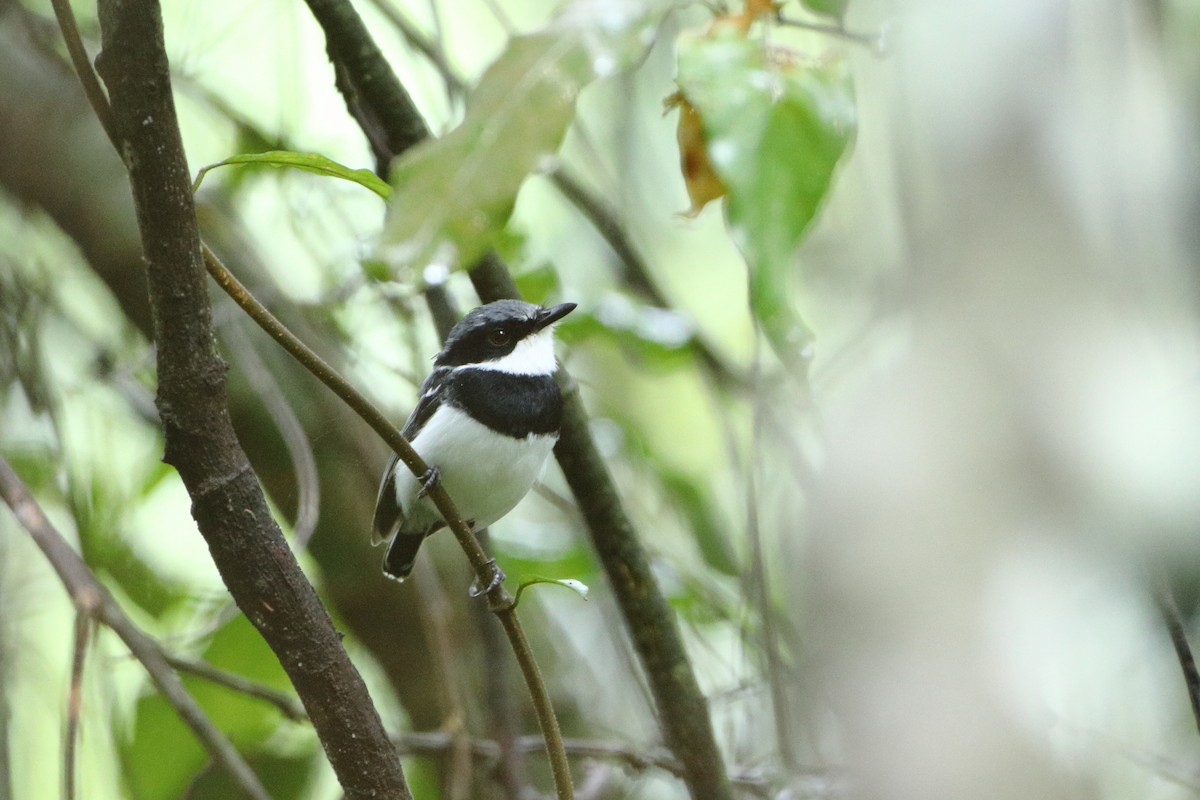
[298,2,733,798]
[87,2,411,798]
[1155,578,1200,736]
[0,456,271,800]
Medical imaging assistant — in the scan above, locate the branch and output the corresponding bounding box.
[546,167,746,389]
[772,12,885,52]
[163,653,309,723]
[1155,578,1200,736]
[201,243,573,800]
[222,324,321,549]
[297,2,733,798]
[392,731,779,796]
[0,456,271,800]
[65,612,92,800]
[88,3,411,798]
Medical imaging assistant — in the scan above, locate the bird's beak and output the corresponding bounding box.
[535,302,576,330]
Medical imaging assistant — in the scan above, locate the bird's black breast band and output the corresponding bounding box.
[448,370,563,438]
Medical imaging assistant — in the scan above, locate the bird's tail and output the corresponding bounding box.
[383,533,426,581]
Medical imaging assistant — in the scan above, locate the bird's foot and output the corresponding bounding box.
[469,559,506,597]
[416,466,441,499]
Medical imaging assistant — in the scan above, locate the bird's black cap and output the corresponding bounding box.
[435,300,575,367]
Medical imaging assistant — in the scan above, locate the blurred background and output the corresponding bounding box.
[2,0,1200,798]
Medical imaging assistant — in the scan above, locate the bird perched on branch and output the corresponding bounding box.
[372,299,576,581]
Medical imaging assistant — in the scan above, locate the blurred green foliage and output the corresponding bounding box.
[0,0,861,797]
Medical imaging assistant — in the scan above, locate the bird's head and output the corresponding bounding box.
[435,300,576,375]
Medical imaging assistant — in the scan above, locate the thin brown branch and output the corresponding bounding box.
[392,731,780,795]
[746,360,798,769]
[0,456,272,800]
[163,653,308,723]
[360,0,466,97]
[547,167,746,389]
[65,610,92,800]
[222,324,321,549]
[772,12,885,52]
[469,530,530,800]
[297,0,729,795]
[1155,578,1200,736]
[48,0,115,143]
[201,242,573,799]
[410,557,474,800]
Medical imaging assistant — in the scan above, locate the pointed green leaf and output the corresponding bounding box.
[192,151,392,199]
[513,576,591,608]
[676,35,856,368]
[379,1,674,278]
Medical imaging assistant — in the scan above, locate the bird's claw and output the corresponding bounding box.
[417,466,441,499]
[469,560,505,597]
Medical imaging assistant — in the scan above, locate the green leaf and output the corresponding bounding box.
[191,151,392,199]
[676,35,856,369]
[379,2,673,278]
[188,614,293,745]
[123,692,207,800]
[513,576,590,608]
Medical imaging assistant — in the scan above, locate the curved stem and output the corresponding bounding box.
[202,245,574,800]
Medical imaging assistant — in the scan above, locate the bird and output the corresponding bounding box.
[372,299,576,582]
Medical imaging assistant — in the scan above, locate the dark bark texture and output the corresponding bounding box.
[92,2,410,797]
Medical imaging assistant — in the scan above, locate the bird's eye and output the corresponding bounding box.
[487,329,511,347]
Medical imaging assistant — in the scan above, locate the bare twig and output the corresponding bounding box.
[0,456,272,800]
[410,557,474,800]
[1155,578,1200,736]
[392,731,781,795]
[360,0,466,97]
[772,12,884,51]
[546,167,745,389]
[469,528,530,800]
[222,324,321,549]
[65,611,92,800]
[163,653,308,723]
[48,0,115,142]
[201,241,574,799]
[746,355,798,769]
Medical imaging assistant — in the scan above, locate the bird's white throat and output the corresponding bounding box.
[468,328,558,376]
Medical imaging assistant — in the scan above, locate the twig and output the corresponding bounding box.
[746,354,798,768]
[360,0,466,97]
[222,323,321,549]
[48,0,116,142]
[0,456,272,800]
[410,557,474,800]
[1154,578,1200,736]
[297,1,735,797]
[546,167,746,389]
[466,527,530,800]
[65,611,92,800]
[473,256,736,800]
[392,731,780,795]
[163,653,308,723]
[201,242,574,799]
[773,12,884,51]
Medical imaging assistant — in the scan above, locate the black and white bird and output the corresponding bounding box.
[372,299,576,581]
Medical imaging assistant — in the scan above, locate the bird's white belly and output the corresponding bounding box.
[396,405,556,530]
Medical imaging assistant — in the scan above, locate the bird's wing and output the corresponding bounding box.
[371,368,452,543]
